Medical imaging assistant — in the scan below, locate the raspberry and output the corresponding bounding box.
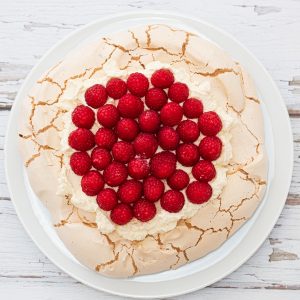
[177,120,200,143]
[168,82,189,103]
[176,143,200,167]
[81,170,104,196]
[199,136,222,161]
[127,72,149,97]
[151,69,174,88]
[160,102,183,126]
[95,128,116,150]
[91,147,112,170]
[110,203,133,225]
[133,133,158,158]
[97,188,118,211]
[186,181,212,204]
[71,105,95,129]
[143,176,165,202]
[69,152,92,176]
[85,84,107,108]
[118,180,142,204]
[117,93,144,118]
[183,98,203,118]
[104,162,128,187]
[150,151,176,179]
[167,170,190,190]
[112,141,134,163]
[133,200,156,222]
[68,128,95,151]
[198,111,222,136]
[138,110,160,133]
[128,158,149,179]
[145,88,167,111]
[97,104,119,128]
[106,78,127,99]
[160,190,184,213]
[157,126,179,150]
[192,160,216,182]
[116,118,139,141]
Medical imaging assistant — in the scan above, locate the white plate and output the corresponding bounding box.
[5,11,293,298]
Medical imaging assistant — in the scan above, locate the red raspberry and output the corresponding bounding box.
[192,160,216,182]
[167,170,190,190]
[157,126,179,150]
[112,141,134,163]
[133,133,158,158]
[85,84,107,108]
[106,78,127,99]
[143,176,165,202]
[110,203,133,225]
[160,102,183,126]
[186,181,212,204]
[151,69,174,88]
[145,88,167,111]
[69,152,92,176]
[138,110,160,133]
[127,72,149,97]
[177,120,200,143]
[150,151,176,179]
[117,93,144,118]
[128,158,149,179]
[160,190,185,213]
[91,147,112,170]
[81,170,104,196]
[115,118,139,141]
[183,98,203,118]
[97,104,119,128]
[97,188,118,211]
[176,143,200,167]
[133,200,156,222]
[199,136,222,161]
[68,128,95,151]
[118,180,142,204]
[95,128,116,149]
[198,111,222,136]
[71,105,95,129]
[103,162,128,187]
[168,82,189,103]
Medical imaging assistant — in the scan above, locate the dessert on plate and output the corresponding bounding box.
[19,24,268,277]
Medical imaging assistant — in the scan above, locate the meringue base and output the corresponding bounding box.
[18,24,267,278]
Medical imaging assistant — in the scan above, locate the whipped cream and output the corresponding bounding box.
[57,61,234,241]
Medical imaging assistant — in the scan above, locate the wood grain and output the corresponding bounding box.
[0,0,299,299]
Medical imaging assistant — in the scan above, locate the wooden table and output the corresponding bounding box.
[1,0,299,299]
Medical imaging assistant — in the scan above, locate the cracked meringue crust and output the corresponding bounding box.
[18,24,268,278]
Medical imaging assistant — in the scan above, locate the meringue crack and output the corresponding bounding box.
[195,68,239,77]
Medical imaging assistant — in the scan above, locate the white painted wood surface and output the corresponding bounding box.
[1,0,300,299]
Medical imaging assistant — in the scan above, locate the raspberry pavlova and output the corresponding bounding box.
[19,24,267,277]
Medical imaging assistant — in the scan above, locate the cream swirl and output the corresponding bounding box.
[57,61,234,241]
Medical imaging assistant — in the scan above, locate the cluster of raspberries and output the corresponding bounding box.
[68,69,223,226]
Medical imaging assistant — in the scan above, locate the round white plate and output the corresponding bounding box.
[5,11,293,298]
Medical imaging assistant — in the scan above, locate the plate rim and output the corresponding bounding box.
[4,10,293,298]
